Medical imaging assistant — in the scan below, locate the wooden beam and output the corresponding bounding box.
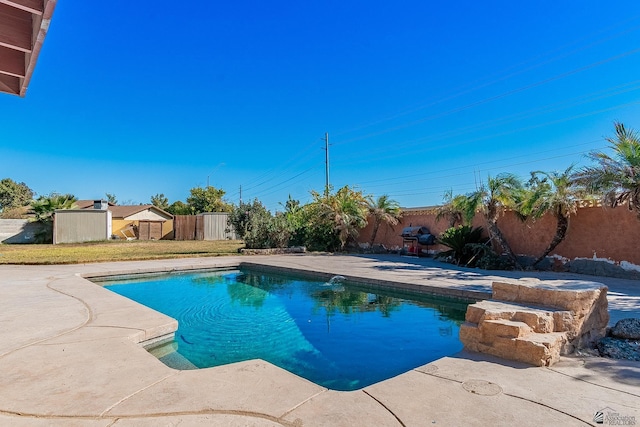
[19,0,54,96]
[0,73,20,95]
[0,3,32,52]
[0,44,25,77]
[0,0,43,15]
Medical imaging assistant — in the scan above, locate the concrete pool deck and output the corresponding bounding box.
[0,253,638,426]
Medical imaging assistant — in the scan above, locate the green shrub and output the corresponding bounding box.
[466,243,512,270]
[266,213,294,248]
[228,200,274,249]
[436,225,487,266]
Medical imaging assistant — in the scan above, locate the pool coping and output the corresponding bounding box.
[1,254,638,426]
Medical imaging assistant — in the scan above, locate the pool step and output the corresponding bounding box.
[480,319,532,339]
[459,280,609,367]
[460,320,567,366]
[465,300,573,333]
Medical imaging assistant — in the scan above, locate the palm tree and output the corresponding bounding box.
[467,174,523,267]
[436,189,475,227]
[31,193,77,222]
[31,193,78,243]
[525,166,583,266]
[317,186,370,251]
[574,122,640,217]
[368,195,401,246]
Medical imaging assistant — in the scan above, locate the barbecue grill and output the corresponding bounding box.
[401,226,435,255]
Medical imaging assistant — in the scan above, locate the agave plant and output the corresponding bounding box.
[435,225,487,266]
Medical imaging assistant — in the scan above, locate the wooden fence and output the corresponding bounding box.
[173,215,204,240]
[173,213,236,240]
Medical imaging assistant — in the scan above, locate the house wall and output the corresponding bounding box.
[54,210,111,244]
[126,210,172,221]
[358,204,640,276]
[161,220,173,239]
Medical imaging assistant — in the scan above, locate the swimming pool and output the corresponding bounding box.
[99,268,470,391]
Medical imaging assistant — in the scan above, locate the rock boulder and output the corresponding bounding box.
[610,318,640,340]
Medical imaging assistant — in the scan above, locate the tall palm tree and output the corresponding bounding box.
[525,166,583,266]
[574,122,640,217]
[467,174,523,266]
[368,195,401,246]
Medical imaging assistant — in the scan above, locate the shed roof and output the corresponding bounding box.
[109,205,173,220]
[0,0,58,97]
[76,200,117,209]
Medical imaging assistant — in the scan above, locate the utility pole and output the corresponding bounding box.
[239,185,242,204]
[324,132,330,197]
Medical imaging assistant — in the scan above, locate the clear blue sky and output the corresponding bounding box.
[2,1,640,211]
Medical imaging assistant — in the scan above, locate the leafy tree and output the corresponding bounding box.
[150,193,169,210]
[228,200,255,240]
[228,199,291,249]
[0,206,29,219]
[298,200,341,252]
[524,166,583,266]
[574,122,640,218]
[267,212,294,248]
[0,178,33,212]
[31,193,77,243]
[105,193,117,204]
[281,195,305,246]
[368,194,401,246]
[187,186,231,214]
[466,174,524,267]
[166,201,191,215]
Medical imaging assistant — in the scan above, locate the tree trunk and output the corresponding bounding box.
[370,219,381,246]
[486,206,520,268]
[532,211,568,267]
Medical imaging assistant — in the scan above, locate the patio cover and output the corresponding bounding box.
[0,0,57,97]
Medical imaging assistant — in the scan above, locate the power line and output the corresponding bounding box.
[331,18,640,140]
[333,47,640,147]
[332,96,640,169]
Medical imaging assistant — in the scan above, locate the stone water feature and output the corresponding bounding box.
[460,279,609,366]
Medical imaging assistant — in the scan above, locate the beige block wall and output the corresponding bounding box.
[358,205,640,266]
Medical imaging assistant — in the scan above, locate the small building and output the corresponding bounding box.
[75,200,174,240]
[110,205,173,240]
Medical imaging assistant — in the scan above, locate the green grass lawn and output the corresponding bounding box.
[0,240,245,264]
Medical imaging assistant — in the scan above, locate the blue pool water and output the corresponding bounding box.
[101,269,469,391]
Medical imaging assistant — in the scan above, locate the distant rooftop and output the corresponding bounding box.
[0,0,57,97]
